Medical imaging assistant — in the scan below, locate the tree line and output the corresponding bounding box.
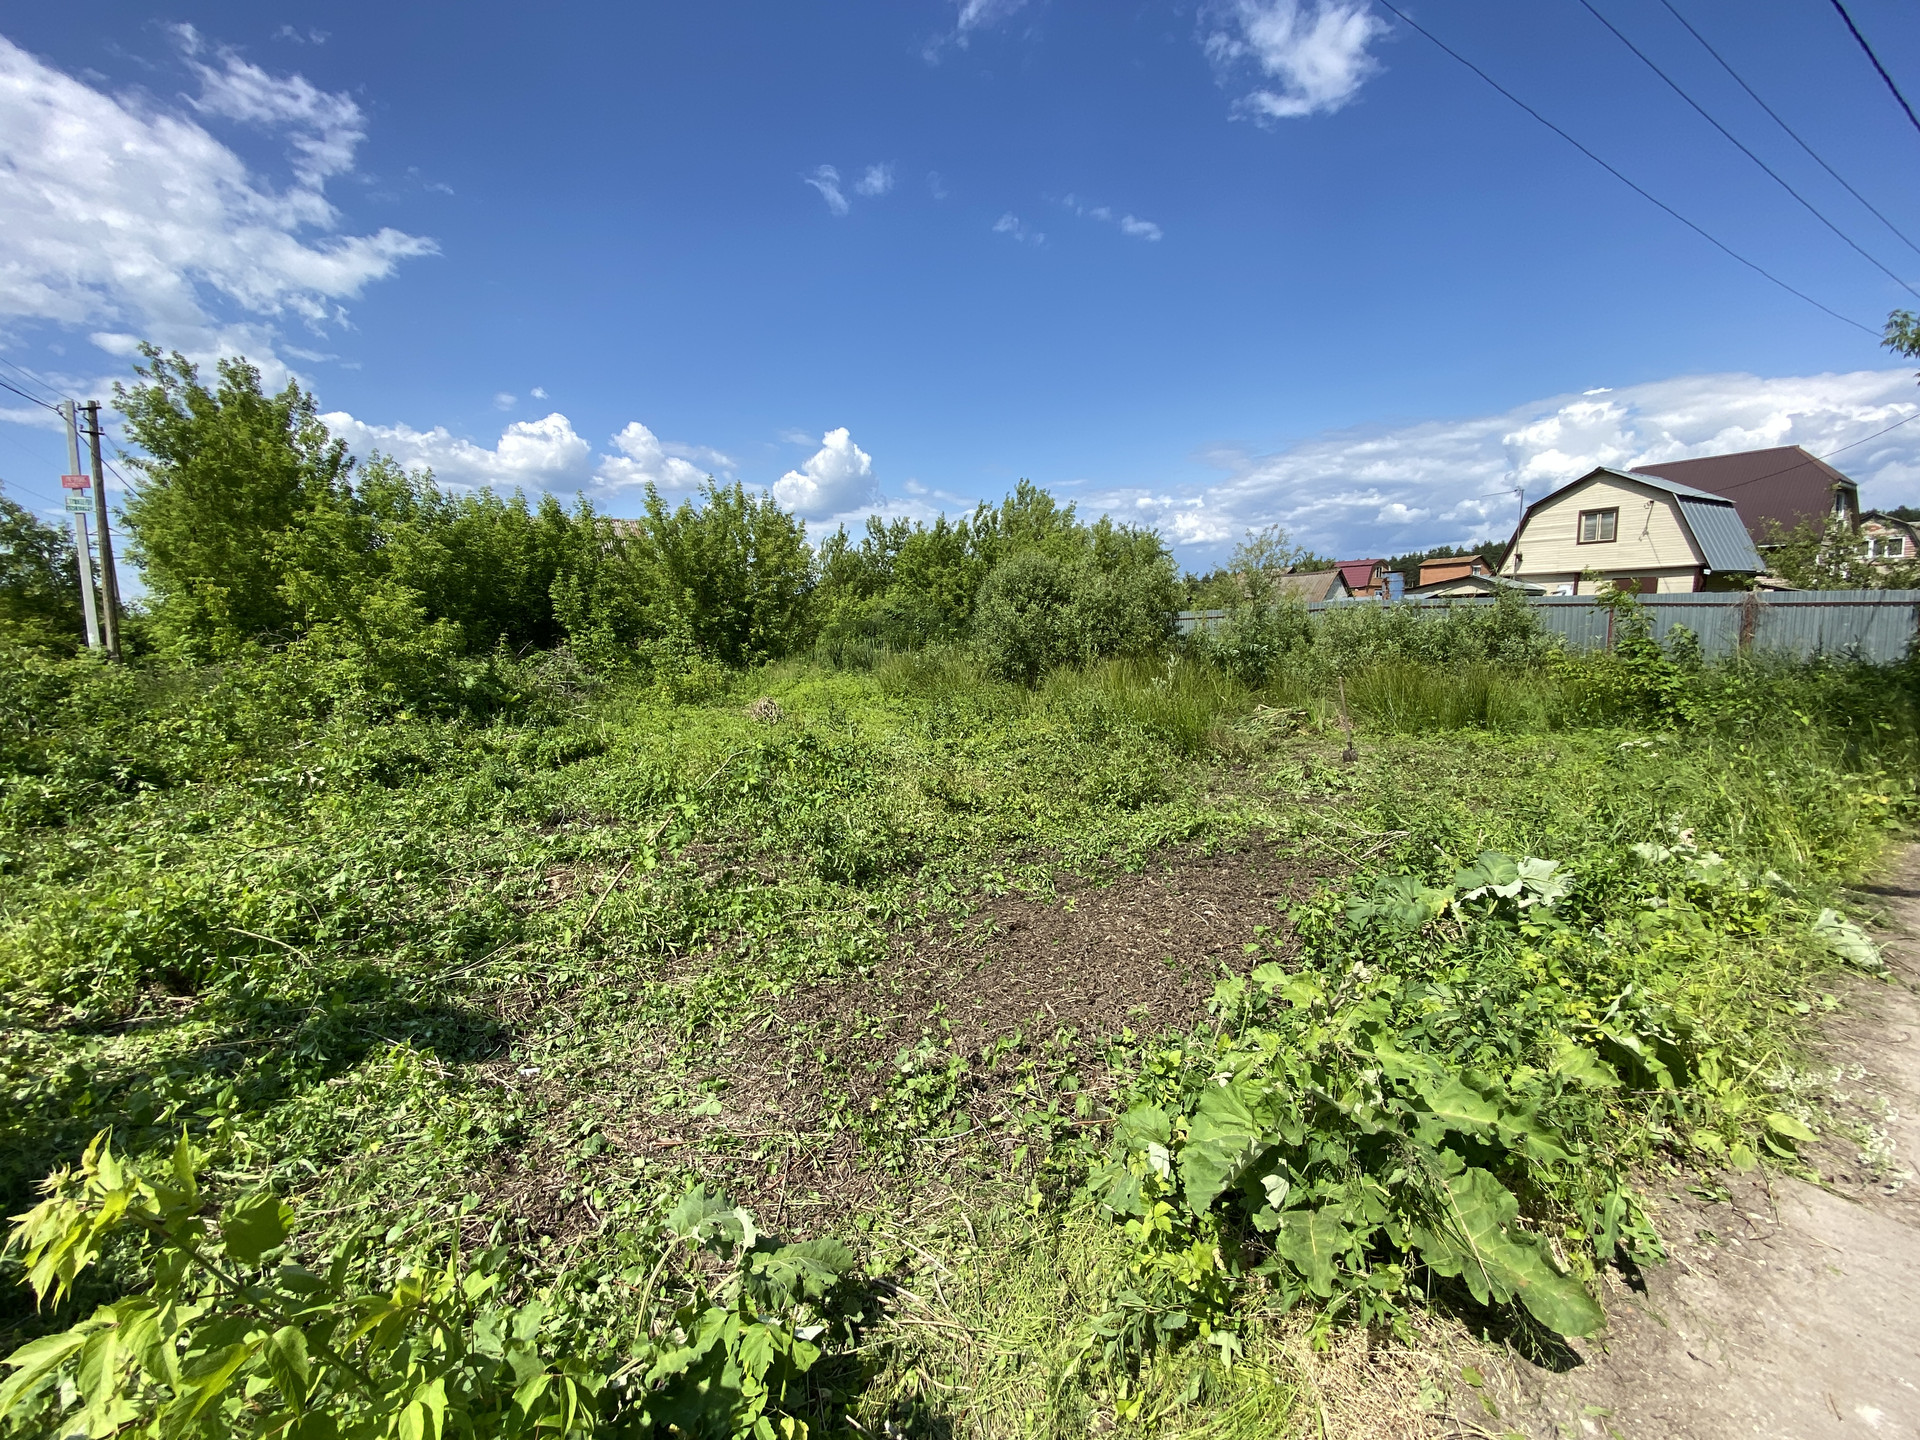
[0,349,1180,699]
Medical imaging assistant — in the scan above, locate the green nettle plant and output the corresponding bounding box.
[0,1135,852,1439]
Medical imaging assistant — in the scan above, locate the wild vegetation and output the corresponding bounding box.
[0,351,1916,1438]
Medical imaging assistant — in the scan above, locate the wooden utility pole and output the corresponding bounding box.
[81,402,122,658]
[58,400,102,651]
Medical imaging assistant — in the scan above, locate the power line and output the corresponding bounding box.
[0,376,63,413]
[1658,0,1920,263]
[1576,0,1920,299]
[0,356,65,405]
[1371,0,1879,337]
[1819,409,1920,460]
[1637,413,1920,500]
[1827,0,1920,141]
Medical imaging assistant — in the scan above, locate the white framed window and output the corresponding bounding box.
[1578,508,1618,544]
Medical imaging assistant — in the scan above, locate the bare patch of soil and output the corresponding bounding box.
[1484,845,1920,1440]
[490,836,1335,1238]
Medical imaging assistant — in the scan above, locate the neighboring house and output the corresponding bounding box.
[1860,510,1919,567]
[1176,568,1351,633]
[1498,467,1763,594]
[1274,568,1353,603]
[1334,559,1388,598]
[1415,555,1492,588]
[1405,573,1544,599]
[1632,445,1859,545]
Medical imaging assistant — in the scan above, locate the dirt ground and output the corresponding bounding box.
[492,837,1332,1236]
[1486,845,1920,1439]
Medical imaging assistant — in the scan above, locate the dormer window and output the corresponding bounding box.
[1578,508,1618,544]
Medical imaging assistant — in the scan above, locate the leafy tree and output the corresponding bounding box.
[977,479,1083,565]
[1885,307,1920,360]
[813,515,985,659]
[1762,515,1920,590]
[116,349,355,658]
[1069,518,1179,659]
[892,515,982,629]
[625,481,814,667]
[0,488,82,652]
[974,517,1178,683]
[1184,524,1334,608]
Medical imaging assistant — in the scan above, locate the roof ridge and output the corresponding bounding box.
[1591,465,1738,504]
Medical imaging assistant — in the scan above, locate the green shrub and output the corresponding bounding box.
[973,550,1078,685]
[973,544,1179,686]
[1187,600,1313,686]
[1,1134,852,1439]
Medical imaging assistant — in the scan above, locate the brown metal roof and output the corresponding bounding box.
[1631,446,1857,543]
[1272,569,1351,603]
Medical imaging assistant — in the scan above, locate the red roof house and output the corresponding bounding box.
[1334,559,1387,597]
[1631,446,1859,544]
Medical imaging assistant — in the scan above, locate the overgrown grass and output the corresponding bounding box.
[1,638,1914,1437]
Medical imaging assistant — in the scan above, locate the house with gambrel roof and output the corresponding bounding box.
[1498,467,1764,594]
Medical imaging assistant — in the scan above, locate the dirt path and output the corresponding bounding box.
[1491,846,1920,1439]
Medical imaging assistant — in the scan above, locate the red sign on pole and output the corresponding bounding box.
[60,474,90,489]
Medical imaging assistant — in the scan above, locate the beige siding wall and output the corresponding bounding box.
[1502,477,1703,591]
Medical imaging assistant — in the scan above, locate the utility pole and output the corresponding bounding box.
[59,400,103,651]
[81,402,122,659]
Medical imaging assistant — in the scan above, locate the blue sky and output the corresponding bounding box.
[3,0,1920,572]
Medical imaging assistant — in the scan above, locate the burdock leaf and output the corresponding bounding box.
[1179,1082,1268,1215]
[1813,910,1884,971]
[1548,1038,1620,1090]
[1431,1167,1604,1338]
[1765,1112,1818,1144]
[1412,1074,1498,1133]
[1274,1208,1351,1298]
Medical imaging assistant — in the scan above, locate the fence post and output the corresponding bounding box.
[1738,591,1761,652]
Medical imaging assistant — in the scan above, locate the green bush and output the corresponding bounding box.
[1186,600,1313,686]
[972,550,1078,685]
[973,542,1179,686]
[1,1134,852,1439]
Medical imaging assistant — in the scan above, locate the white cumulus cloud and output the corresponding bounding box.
[0,32,434,372]
[1081,369,1920,562]
[773,428,878,520]
[596,421,732,492]
[855,163,895,197]
[322,411,593,492]
[803,164,849,216]
[1203,0,1387,121]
